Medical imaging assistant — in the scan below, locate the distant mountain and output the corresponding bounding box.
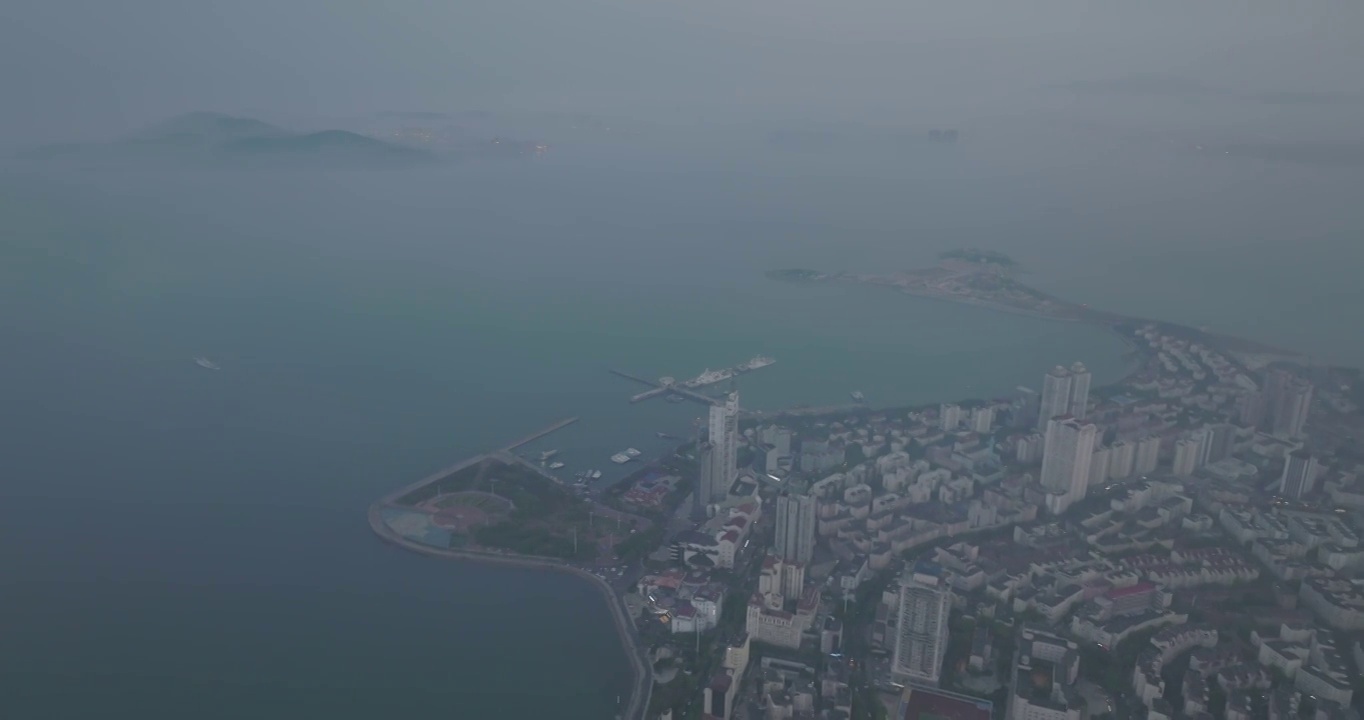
[19,112,435,168]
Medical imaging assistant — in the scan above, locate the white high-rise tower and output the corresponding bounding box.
[891,563,952,687]
[1040,416,1098,513]
[775,493,816,564]
[1037,366,1073,430]
[706,391,740,502]
[1068,362,1092,420]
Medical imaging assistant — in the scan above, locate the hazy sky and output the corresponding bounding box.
[3,0,1362,140]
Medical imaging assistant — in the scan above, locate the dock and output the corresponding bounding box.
[610,355,773,407]
[503,416,580,452]
[609,369,659,387]
[610,369,722,407]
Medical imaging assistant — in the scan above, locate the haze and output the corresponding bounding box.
[4,2,1364,719]
[4,1,1362,144]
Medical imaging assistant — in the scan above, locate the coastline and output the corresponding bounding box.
[368,501,652,720]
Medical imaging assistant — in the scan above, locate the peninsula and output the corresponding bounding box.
[769,249,1076,322]
[769,249,1298,356]
[368,417,654,720]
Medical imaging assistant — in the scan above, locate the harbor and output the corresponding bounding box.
[610,354,775,406]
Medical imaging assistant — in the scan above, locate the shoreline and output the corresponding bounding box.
[368,501,652,720]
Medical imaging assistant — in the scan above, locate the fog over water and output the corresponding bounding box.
[2,1,1363,717]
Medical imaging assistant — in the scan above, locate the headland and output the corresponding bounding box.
[769,248,1304,363]
[367,417,653,720]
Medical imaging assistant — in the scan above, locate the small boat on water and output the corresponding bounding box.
[539,449,560,461]
[656,432,678,440]
[850,390,865,403]
[666,394,685,403]
[548,461,566,470]
[195,357,221,371]
[624,448,641,458]
[591,470,603,479]
[610,453,631,464]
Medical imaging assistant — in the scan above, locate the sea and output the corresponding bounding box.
[1,122,1360,718]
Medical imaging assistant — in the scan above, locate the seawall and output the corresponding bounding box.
[367,502,651,720]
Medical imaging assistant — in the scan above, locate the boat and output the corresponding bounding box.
[740,355,776,371]
[591,470,603,479]
[850,391,865,402]
[194,357,221,371]
[538,449,560,461]
[666,394,685,403]
[548,462,566,470]
[684,368,735,388]
[656,432,678,439]
[610,453,631,464]
[624,448,641,458]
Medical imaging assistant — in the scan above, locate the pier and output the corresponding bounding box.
[610,369,721,407]
[610,355,773,406]
[503,416,580,452]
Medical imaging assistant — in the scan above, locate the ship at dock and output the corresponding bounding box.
[680,355,775,388]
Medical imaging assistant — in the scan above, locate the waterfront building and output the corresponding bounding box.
[775,493,816,564]
[1135,436,1162,476]
[971,406,995,434]
[1280,450,1319,500]
[707,391,740,501]
[940,403,964,431]
[1038,366,1073,430]
[1040,416,1097,513]
[1068,362,1092,420]
[891,563,952,687]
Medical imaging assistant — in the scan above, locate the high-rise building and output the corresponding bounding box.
[1040,417,1097,512]
[695,440,716,518]
[1172,436,1203,477]
[1280,450,1319,499]
[940,404,964,431]
[891,563,952,687]
[707,391,740,499]
[1015,433,1044,465]
[775,493,816,564]
[1272,379,1313,440]
[1134,436,1162,475]
[1037,366,1073,430]
[1108,441,1135,480]
[1205,423,1236,464]
[1089,445,1111,491]
[1239,390,1267,428]
[1068,362,1092,420]
[1263,369,1294,431]
[971,406,995,434]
